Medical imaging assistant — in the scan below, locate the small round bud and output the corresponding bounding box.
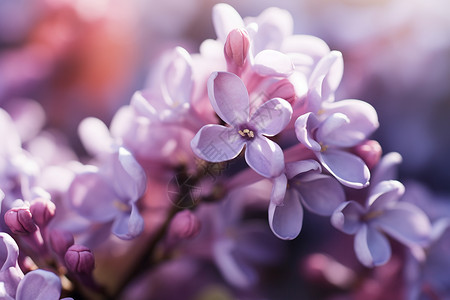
[224,28,250,67]
[168,210,201,241]
[4,207,37,235]
[64,244,95,275]
[49,229,74,257]
[30,198,56,228]
[352,140,382,170]
[266,79,296,103]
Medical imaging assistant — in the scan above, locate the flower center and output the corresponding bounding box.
[113,200,130,212]
[362,210,384,221]
[320,142,328,152]
[238,128,255,139]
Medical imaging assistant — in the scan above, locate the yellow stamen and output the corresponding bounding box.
[113,200,130,212]
[238,128,254,138]
[362,210,384,221]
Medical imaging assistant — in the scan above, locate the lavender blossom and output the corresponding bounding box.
[67,147,146,240]
[331,180,431,267]
[191,71,292,178]
[295,99,379,188]
[0,232,70,300]
[269,159,345,240]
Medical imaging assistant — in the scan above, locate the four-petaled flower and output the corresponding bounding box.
[295,99,379,188]
[331,180,431,267]
[269,159,345,240]
[191,71,293,178]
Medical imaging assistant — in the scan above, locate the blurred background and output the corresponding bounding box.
[0,1,450,298]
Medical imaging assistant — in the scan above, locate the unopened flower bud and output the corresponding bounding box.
[65,244,95,275]
[168,210,201,241]
[49,229,74,257]
[4,207,37,235]
[266,79,296,103]
[352,140,382,170]
[224,28,250,68]
[30,198,56,228]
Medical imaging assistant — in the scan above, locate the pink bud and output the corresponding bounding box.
[266,79,296,103]
[352,140,383,170]
[4,207,37,235]
[49,229,74,257]
[168,210,201,241]
[65,244,95,275]
[30,198,56,228]
[224,28,250,68]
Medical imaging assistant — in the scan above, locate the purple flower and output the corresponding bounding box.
[0,232,70,300]
[331,180,431,267]
[191,71,292,178]
[0,232,23,299]
[295,99,379,188]
[15,269,72,300]
[269,159,345,240]
[131,47,195,124]
[67,147,146,240]
[180,181,283,289]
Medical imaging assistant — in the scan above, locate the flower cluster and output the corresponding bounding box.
[0,2,448,300]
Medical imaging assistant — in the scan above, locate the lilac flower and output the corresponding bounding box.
[0,232,71,300]
[191,71,292,178]
[210,3,335,102]
[67,146,146,240]
[179,181,283,289]
[0,232,23,299]
[269,159,345,240]
[331,180,431,267]
[131,47,195,124]
[295,99,379,188]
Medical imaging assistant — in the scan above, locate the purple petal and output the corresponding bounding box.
[212,3,244,42]
[271,174,287,206]
[281,35,330,62]
[367,180,405,211]
[161,47,193,108]
[253,50,294,77]
[322,99,379,144]
[371,202,431,246]
[296,173,345,216]
[0,233,19,271]
[331,201,365,235]
[0,108,21,154]
[318,149,370,189]
[245,137,284,178]
[111,203,144,240]
[68,169,118,222]
[112,147,146,201]
[16,269,61,300]
[249,97,292,136]
[371,152,403,185]
[308,50,343,102]
[5,98,45,143]
[285,159,322,179]
[213,238,257,288]
[316,113,351,147]
[191,124,245,162]
[78,117,113,156]
[249,7,293,53]
[0,233,22,298]
[207,72,249,126]
[130,91,158,120]
[269,188,303,240]
[354,225,391,267]
[294,113,321,152]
